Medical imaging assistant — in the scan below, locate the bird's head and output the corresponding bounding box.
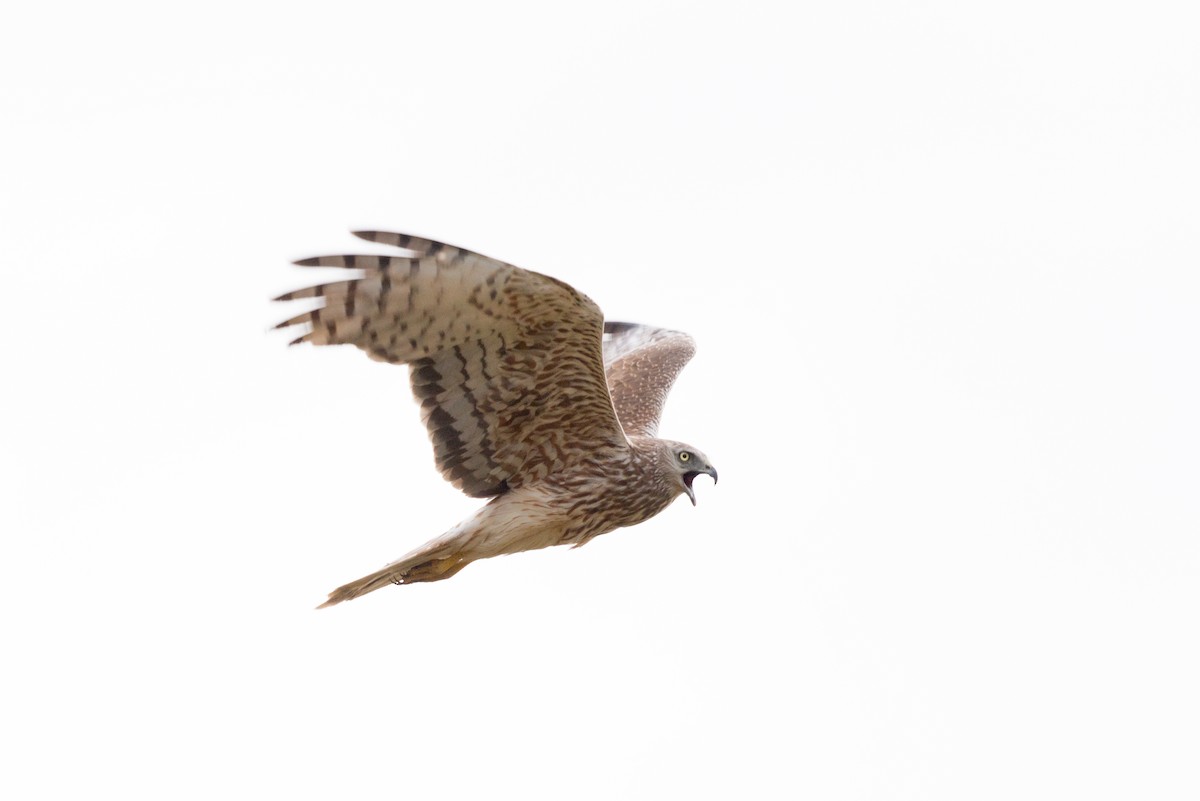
[659,440,718,506]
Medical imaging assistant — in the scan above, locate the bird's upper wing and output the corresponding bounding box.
[601,322,696,437]
[275,231,627,497]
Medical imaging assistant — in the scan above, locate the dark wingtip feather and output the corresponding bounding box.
[274,309,315,329]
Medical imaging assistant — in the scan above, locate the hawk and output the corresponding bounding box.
[274,231,717,607]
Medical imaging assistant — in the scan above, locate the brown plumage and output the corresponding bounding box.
[274,231,717,607]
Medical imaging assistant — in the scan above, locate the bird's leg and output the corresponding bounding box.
[319,548,472,607]
[399,554,471,584]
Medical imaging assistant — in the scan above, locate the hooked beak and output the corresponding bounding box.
[682,465,718,506]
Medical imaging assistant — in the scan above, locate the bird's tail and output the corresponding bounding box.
[316,496,557,608]
[317,544,472,609]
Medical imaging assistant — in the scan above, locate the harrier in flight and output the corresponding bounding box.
[275,231,717,607]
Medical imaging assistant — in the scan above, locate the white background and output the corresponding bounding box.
[3,1,1198,798]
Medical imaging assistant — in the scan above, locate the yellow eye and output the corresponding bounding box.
[679,451,691,462]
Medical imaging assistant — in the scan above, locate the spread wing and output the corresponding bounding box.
[275,231,627,497]
[601,322,696,437]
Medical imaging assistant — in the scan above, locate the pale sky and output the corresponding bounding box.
[3,1,1198,799]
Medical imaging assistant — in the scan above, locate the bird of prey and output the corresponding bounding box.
[274,231,717,607]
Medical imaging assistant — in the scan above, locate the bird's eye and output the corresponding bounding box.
[679,451,691,462]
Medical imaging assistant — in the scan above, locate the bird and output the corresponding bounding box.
[274,231,717,607]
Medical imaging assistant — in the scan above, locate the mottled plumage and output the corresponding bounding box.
[274,231,716,607]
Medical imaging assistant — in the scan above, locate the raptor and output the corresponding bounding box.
[274,231,717,607]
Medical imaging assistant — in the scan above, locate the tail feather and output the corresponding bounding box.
[316,494,561,608]
[317,566,402,609]
[317,552,471,609]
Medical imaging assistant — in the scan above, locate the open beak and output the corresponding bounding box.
[682,465,718,506]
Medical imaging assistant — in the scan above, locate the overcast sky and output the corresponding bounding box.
[3,1,1198,798]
